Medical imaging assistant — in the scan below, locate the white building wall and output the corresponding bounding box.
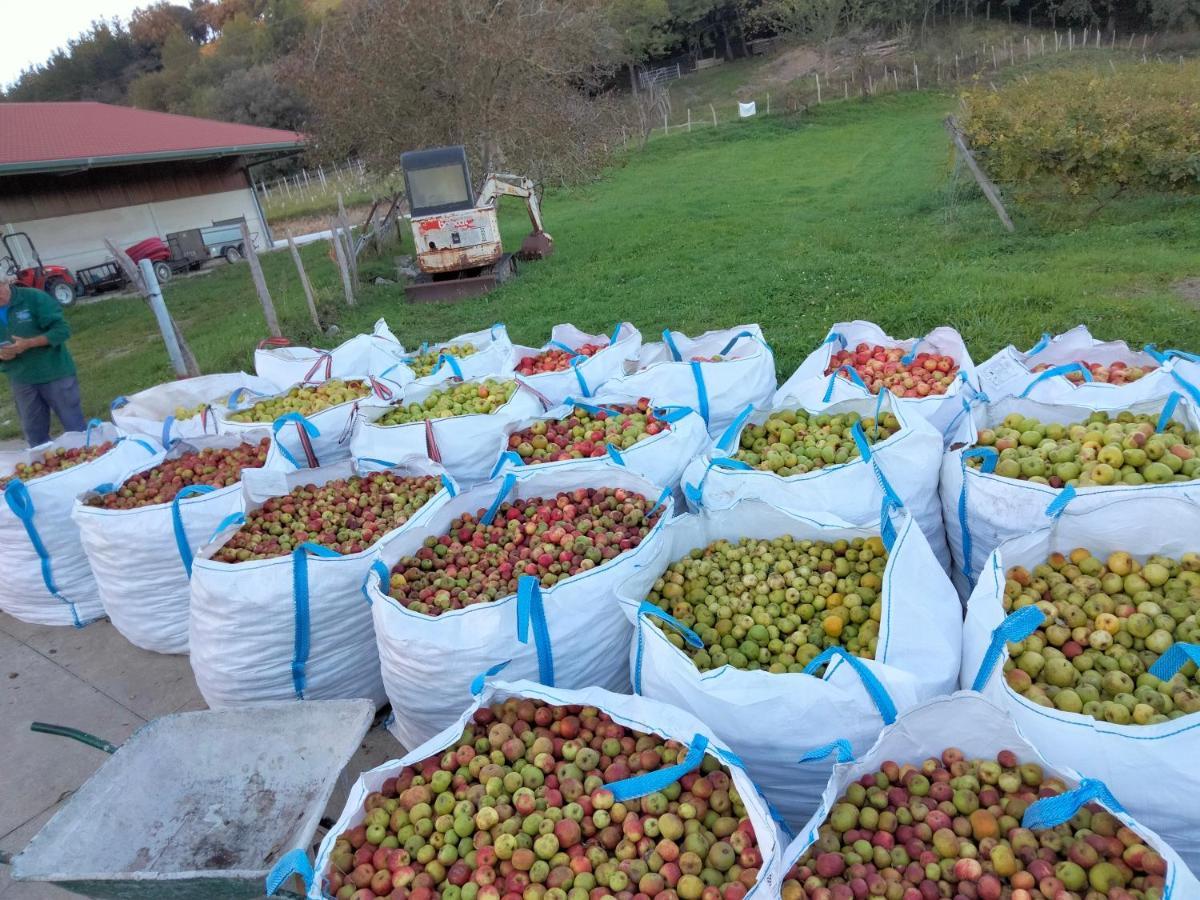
[3,186,271,272]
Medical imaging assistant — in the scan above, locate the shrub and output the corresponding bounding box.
[960,62,1200,196]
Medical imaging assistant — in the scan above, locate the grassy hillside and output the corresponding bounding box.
[2,90,1199,440]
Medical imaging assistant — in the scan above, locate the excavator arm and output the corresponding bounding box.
[476,174,554,260]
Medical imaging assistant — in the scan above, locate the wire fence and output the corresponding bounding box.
[631,26,1181,145]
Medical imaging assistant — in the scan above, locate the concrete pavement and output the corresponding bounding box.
[0,613,406,899]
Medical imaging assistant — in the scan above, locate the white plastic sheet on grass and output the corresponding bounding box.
[617,499,961,829]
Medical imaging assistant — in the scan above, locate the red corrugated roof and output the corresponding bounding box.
[0,102,304,172]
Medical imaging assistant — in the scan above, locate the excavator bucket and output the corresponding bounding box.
[518,231,555,261]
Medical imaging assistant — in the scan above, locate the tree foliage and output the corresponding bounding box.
[295,0,621,184]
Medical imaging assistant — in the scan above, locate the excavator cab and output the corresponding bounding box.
[401,146,504,276]
[401,146,475,217]
[399,145,553,302]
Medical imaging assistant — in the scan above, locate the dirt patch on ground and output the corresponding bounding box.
[1172,277,1200,307]
[751,46,825,89]
[270,204,377,239]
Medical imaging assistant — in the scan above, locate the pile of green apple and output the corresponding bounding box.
[1002,548,1200,725]
[969,411,1200,487]
[377,380,518,426]
[646,535,887,673]
[731,409,900,477]
[405,343,478,378]
[323,697,764,900]
[226,379,370,423]
[782,748,1170,899]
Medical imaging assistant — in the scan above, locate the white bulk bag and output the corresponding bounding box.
[254,318,407,390]
[350,376,547,487]
[511,322,642,404]
[781,691,1200,896]
[777,321,982,444]
[490,397,711,492]
[978,325,1173,404]
[608,325,777,437]
[681,391,949,569]
[363,465,675,750]
[619,499,960,830]
[295,678,785,900]
[109,371,278,445]
[217,380,388,469]
[70,431,276,654]
[375,324,516,392]
[0,424,160,627]
[189,456,453,708]
[941,390,1200,596]
[962,495,1200,873]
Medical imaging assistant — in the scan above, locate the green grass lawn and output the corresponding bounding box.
[2,89,1198,440]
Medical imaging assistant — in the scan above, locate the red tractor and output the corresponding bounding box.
[2,233,77,306]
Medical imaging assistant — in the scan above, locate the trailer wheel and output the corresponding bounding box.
[223,245,243,264]
[153,261,173,284]
[45,278,76,307]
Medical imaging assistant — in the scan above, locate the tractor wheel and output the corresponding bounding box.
[45,278,76,307]
[153,261,173,284]
[223,245,243,264]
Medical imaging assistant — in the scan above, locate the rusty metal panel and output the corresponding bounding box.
[409,206,502,274]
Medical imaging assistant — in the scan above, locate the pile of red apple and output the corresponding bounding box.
[1030,360,1157,385]
[0,442,116,489]
[215,473,443,561]
[324,696,764,900]
[826,343,959,398]
[85,438,270,510]
[385,487,663,615]
[506,399,668,464]
[516,343,607,376]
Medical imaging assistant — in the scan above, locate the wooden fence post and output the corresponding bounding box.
[815,72,822,103]
[288,236,322,332]
[103,238,201,377]
[330,223,356,307]
[710,104,717,126]
[945,116,1015,233]
[239,221,282,337]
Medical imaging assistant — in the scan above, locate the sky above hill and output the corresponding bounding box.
[3,0,144,89]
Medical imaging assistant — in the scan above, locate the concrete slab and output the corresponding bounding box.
[0,630,144,843]
[14,620,201,721]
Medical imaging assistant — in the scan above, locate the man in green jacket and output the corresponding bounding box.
[0,278,85,447]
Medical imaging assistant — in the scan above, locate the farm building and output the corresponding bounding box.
[0,102,303,275]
